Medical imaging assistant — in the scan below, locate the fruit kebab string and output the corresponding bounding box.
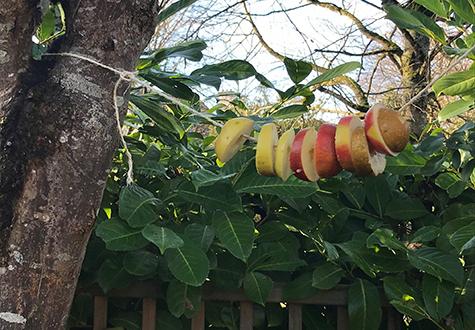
[214,103,409,182]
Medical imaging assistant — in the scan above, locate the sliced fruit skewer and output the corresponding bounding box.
[335,116,363,172]
[290,128,319,182]
[351,126,386,176]
[274,129,295,181]
[314,124,342,178]
[364,103,409,155]
[256,123,279,176]
[215,117,254,163]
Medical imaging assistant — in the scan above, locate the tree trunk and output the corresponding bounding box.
[0,1,157,328]
[400,27,431,135]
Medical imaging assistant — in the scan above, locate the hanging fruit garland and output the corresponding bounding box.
[214,103,410,181]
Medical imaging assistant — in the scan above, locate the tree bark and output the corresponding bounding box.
[0,1,158,328]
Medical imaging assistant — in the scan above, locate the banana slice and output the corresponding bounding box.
[274,129,295,181]
[215,117,254,163]
[256,123,279,176]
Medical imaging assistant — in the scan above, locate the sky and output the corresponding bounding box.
[157,0,394,121]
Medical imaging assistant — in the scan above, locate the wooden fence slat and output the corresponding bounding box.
[288,304,302,330]
[93,296,108,330]
[240,301,253,330]
[191,302,205,330]
[337,306,349,330]
[142,298,156,330]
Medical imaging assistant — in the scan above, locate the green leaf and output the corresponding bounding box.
[123,250,159,276]
[119,185,160,228]
[96,219,149,251]
[140,75,199,101]
[386,147,427,175]
[284,57,312,84]
[178,183,242,212]
[435,172,466,197]
[130,95,184,137]
[271,104,308,120]
[385,198,428,220]
[410,226,440,242]
[414,0,448,18]
[447,0,475,24]
[408,247,464,285]
[191,169,234,189]
[37,5,56,42]
[422,274,455,321]
[433,67,475,96]
[348,279,382,330]
[367,228,407,252]
[342,183,365,209]
[304,62,360,89]
[312,263,345,290]
[156,311,183,330]
[438,99,475,121]
[364,176,391,217]
[191,60,257,80]
[248,244,306,272]
[152,39,206,63]
[142,224,184,254]
[184,223,215,252]
[157,0,199,23]
[212,211,255,262]
[110,312,141,330]
[337,239,377,277]
[383,276,427,321]
[283,272,319,300]
[234,164,317,198]
[449,223,475,253]
[243,272,273,306]
[166,280,202,318]
[165,242,209,286]
[98,258,133,292]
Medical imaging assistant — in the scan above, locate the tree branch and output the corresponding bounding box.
[308,0,402,55]
[243,1,369,111]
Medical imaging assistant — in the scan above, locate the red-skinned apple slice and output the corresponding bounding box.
[290,128,319,182]
[335,116,363,172]
[351,126,386,176]
[314,124,342,178]
[364,103,409,156]
[275,129,295,181]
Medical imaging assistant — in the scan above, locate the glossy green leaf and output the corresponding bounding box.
[447,0,475,24]
[284,57,312,84]
[367,228,407,251]
[449,223,475,253]
[414,0,448,18]
[166,280,202,318]
[272,104,308,120]
[191,169,234,189]
[342,183,365,209]
[157,0,199,23]
[348,279,382,330]
[152,39,206,63]
[184,223,215,252]
[422,274,455,320]
[385,198,428,220]
[383,276,427,321]
[165,242,209,286]
[408,247,464,285]
[123,250,159,276]
[433,67,475,96]
[96,219,149,251]
[312,263,344,290]
[386,148,427,175]
[212,211,255,262]
[283,272,319,300]
[178,182,242,212]
[438,99,475,121]
[191,60,257,80]
[98,258,133,292]
[141,75,199,101]
[410,226,440,242]
[119,185,160,228]
[243,272,273,306]
[364,176,391,217]
[142,224,184,254]
[304,62,360,88]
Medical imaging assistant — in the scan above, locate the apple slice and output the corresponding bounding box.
[335,116,363,172]
[256,123,279,176]
[364,103,409,156]
[351,126,386,176]
[315,124,342,178]
[215,117,254,162]
[290,128,319,182]
[275,129,295,181]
